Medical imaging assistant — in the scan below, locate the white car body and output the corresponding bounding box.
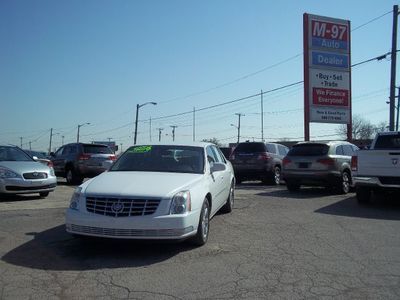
[66,142,235,244]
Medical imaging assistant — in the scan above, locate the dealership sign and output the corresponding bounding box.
[304,14,351,130]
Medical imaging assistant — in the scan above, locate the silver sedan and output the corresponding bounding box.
[0,146,57,197]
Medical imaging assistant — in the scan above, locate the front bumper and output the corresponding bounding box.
[0,177,57,194]
[65,208,199,240]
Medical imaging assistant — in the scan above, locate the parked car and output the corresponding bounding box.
[219,147,233,160]
[66,142,235,246]
[282,141,359,194]
[352,131,400,203]
[0,145,57,197]
[50,143,116,185]
[229,141,289,184]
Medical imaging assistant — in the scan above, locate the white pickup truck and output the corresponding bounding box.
[351,131,400,203]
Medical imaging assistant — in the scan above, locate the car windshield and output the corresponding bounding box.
[288,144,329,156]
[110,145,205,174]
[83,145,113,154]
[0,146,34,161]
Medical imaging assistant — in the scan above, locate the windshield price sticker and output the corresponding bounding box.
[129,146,152,153]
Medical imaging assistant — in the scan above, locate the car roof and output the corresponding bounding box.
[131,142,213,148]
[294,141,353,146]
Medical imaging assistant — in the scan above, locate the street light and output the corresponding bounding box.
[77,122,90,143]
[134,102,157,144]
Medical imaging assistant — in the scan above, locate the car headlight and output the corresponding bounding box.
[170,191,191,214]
[0,167,19,179]
[69,187,83,210]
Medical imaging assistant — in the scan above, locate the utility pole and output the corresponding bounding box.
[390,5,399,131]
[49,128,53,154]
[170,125,177,141]
[61,135,65,146]
[261,90,264,141]
[235,113,244,143]
[29,141,32,150]
[397,87,400,131]
[20,137,23,148]
[157,128,163,142]
[149,117,152,142]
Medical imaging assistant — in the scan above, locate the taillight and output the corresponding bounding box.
[351,156,358,171]
[282,157,291,167]
[78,154,91,161]
[258,153,271,160]
[109,155,117,161]
[317,158,335,166]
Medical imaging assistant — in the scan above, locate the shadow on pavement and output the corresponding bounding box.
[0,194,43,202]
[2,225,195,271]
[315,194,400,221]
[256,186,336,199]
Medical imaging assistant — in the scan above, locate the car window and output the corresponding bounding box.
[342,145,355,156]
[266,144,277,154]
[288,144,329,156]
[59,146,68,156]
[234,143,265,153]
[216,147,227,163]
[206,146,218,164]
[335,145,344,155]
[84,145,113,154]
[211,146,225,163]
[277,145,288,156]
[374,135,400,149]
[111,145,204,174]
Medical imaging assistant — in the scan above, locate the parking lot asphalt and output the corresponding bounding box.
[0,182,400,299]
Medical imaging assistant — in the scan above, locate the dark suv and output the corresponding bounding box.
[50,143,116,184]
[229,142,289,184]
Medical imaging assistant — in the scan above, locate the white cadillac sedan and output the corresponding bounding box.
[66,142,235,246]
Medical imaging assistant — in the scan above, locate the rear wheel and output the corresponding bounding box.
[338,171,351,194]
[66,168,83,185]
[356,186,371,204]
[273,166,281,185]
[191,198,210,246]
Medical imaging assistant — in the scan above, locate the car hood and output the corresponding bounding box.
[0,161,50,174]
[83,171,204,198]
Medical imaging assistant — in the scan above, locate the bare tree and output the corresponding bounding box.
[202,137,222,147]
[336,115,376,140]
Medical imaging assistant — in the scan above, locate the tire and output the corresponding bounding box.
[286,180,300,192]
[338,171,351,194]
[39,192,49,198]
[66,168,83,185]
[273,166,281,185]
[356,186,371,204]
[191,198,210,246]
[221,182,234,213]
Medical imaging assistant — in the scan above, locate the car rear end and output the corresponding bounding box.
[282,143,341,188]
[230,142,274,182]
[77,144,117,177]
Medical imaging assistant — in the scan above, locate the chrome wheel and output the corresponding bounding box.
[201,204,209,241]
[341,172,350,194]
[274,167,281,185]
[191,199,210,246]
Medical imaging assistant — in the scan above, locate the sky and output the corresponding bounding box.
[0,0,398,152]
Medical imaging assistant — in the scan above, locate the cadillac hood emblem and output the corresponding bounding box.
[392,158,398,165]
[111,202,124,213]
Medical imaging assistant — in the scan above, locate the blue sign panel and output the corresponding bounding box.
[311,51,349,69]
[312,37,348,51]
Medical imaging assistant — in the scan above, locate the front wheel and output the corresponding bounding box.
[66,168,83,185]
[190,198,210,246]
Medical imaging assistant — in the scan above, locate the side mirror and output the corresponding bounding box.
[210,162,226,173]
[32,156,38,161]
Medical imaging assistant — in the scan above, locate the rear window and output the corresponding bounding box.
[83,145,113,154]
[288,144,329,156]
[234,143,266,153]
[374,135,400,149]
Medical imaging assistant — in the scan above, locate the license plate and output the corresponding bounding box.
[298,162,309,168]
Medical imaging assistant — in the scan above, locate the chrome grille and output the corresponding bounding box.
[23,172,47,179]
[86,196,161,217]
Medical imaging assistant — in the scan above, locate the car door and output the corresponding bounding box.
[52,146,67,175]
[206,146,226,212]
[212,145,232,201]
